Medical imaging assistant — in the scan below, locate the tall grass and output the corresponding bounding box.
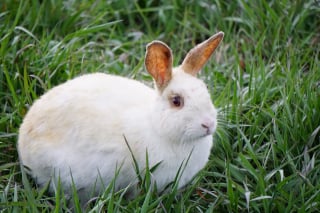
[1,0,319,212]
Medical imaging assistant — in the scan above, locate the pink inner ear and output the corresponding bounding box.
[158,69,167,85]
[157,52,171,84]
[202,37,222,62]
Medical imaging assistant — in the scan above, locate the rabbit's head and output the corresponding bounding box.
[145,32,224,143]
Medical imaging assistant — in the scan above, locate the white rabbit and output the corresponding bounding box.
[18,32,224,204]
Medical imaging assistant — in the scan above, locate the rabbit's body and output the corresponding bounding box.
[18,32,224,204]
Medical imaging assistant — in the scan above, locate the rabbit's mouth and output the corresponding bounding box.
[201,123,216,136]
[181,124,215,141]
[202,131,214,138]
[188,131,214,141]
[181,131,210,142]
[197,126,216,139]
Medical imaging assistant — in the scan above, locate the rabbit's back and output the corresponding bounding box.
[19,73,155,145]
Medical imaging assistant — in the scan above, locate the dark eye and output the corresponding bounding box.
[170,95,184,108]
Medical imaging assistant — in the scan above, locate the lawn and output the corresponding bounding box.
[0,0,319,212]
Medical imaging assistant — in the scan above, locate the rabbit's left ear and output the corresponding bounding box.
[181,32,224,76]
[145,41,173,91]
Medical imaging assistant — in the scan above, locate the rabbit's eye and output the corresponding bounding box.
[170,95,184,108]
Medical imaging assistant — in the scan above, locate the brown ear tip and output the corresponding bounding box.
[146,40,170,50]
[215,31,224,40]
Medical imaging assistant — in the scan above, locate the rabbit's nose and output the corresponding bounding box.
[201,120,215,134]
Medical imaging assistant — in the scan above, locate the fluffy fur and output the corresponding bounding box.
[18,32,224,204]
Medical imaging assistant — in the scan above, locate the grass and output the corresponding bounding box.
[1,0,319,212]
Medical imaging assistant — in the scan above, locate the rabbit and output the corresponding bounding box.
[18,32,224,205]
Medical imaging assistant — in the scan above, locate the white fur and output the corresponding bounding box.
[18,32,223,204]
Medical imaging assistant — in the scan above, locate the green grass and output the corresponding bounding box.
[1,0,319,212]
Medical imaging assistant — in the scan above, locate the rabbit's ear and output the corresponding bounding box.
[145,41,173,91]
[181,32,224,76]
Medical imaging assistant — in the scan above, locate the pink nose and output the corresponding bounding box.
[201,120,215,134]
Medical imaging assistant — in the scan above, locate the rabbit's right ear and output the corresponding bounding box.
[181,32,224,76]
[145,41,173,91]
